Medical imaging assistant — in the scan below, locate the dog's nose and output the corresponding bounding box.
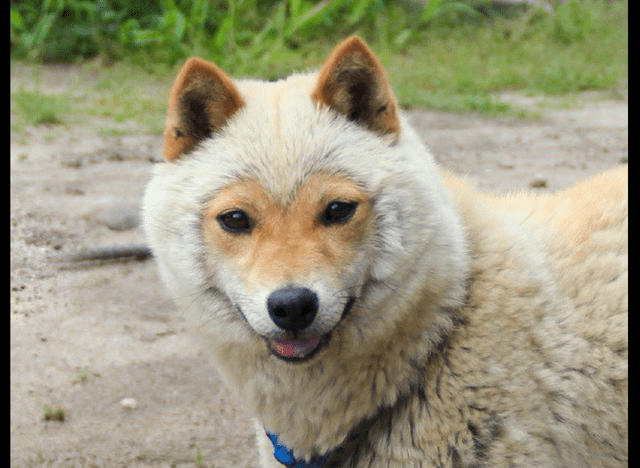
[267,287,319,332]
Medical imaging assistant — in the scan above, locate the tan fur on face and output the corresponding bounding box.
[203,174,373,287]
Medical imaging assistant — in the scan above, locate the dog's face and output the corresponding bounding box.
[143,37,468,367]
[202,173,373,361]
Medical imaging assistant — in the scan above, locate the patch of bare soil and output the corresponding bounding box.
[11,65,627,467]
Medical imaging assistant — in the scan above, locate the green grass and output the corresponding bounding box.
[10,0,628,132]
[42,405,66,422]
[11,90,66,126]
[384,1,627,111]
[11,61,169,134]
[194,445,204,467]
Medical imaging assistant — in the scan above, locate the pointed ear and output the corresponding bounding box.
[312,36,400,137]
[163,57,244,161]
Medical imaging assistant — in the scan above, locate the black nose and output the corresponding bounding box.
[267,287,319,332]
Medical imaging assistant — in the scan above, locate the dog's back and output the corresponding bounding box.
[414,166,628,467]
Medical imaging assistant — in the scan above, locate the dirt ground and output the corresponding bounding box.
[10,64,627,468]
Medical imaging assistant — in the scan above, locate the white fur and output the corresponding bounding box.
[143,66,627,467]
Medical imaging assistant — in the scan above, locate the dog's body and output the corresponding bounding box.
[142,37,627,467]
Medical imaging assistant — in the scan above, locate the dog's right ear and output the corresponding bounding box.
[164,58,244,161]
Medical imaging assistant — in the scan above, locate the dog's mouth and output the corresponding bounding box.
[265,296,356,362]
[268,334,328,361]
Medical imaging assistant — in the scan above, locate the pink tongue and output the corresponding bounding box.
[273,336,321,358]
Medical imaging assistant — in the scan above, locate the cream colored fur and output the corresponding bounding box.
[143,37,627,467]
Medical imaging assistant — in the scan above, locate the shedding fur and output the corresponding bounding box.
[143,37,627,467]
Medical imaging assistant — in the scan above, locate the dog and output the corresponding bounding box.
[142,36,628,467]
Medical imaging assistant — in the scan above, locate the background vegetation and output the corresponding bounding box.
[10,0,628,130]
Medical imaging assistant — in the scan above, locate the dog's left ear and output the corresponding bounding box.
[312,36,400,137]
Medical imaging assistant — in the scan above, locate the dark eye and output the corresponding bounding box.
[323,201,358,225]
[217,209,252,233]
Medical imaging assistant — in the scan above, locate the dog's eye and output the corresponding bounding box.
[323,201,358,225]
[217,209,252,233]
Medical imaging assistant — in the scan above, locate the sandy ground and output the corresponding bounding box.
[10,64,627,468]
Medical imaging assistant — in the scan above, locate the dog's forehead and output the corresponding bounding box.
[208,77,370,201]
[187,72,402,208]
[207,172,370,216]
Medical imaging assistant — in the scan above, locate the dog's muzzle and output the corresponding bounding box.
[264,288,355,361]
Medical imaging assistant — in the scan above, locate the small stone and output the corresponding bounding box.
[120,397,137,409]
[529,178,547,189]
[92,197,140,231]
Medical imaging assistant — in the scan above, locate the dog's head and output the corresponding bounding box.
[143,37,467,365]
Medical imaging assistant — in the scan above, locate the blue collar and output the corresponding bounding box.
[266,431,330,468]
[265,410,375,467]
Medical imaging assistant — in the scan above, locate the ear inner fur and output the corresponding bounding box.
[164,57,244,161]
[311,36,400,136]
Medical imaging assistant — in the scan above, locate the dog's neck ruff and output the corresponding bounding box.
[266,431,329,468]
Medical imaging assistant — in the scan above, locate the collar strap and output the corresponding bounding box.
[265,401,383,467]
[266,431,329,468]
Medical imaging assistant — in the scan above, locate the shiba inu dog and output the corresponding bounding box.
[142,36,627,467]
